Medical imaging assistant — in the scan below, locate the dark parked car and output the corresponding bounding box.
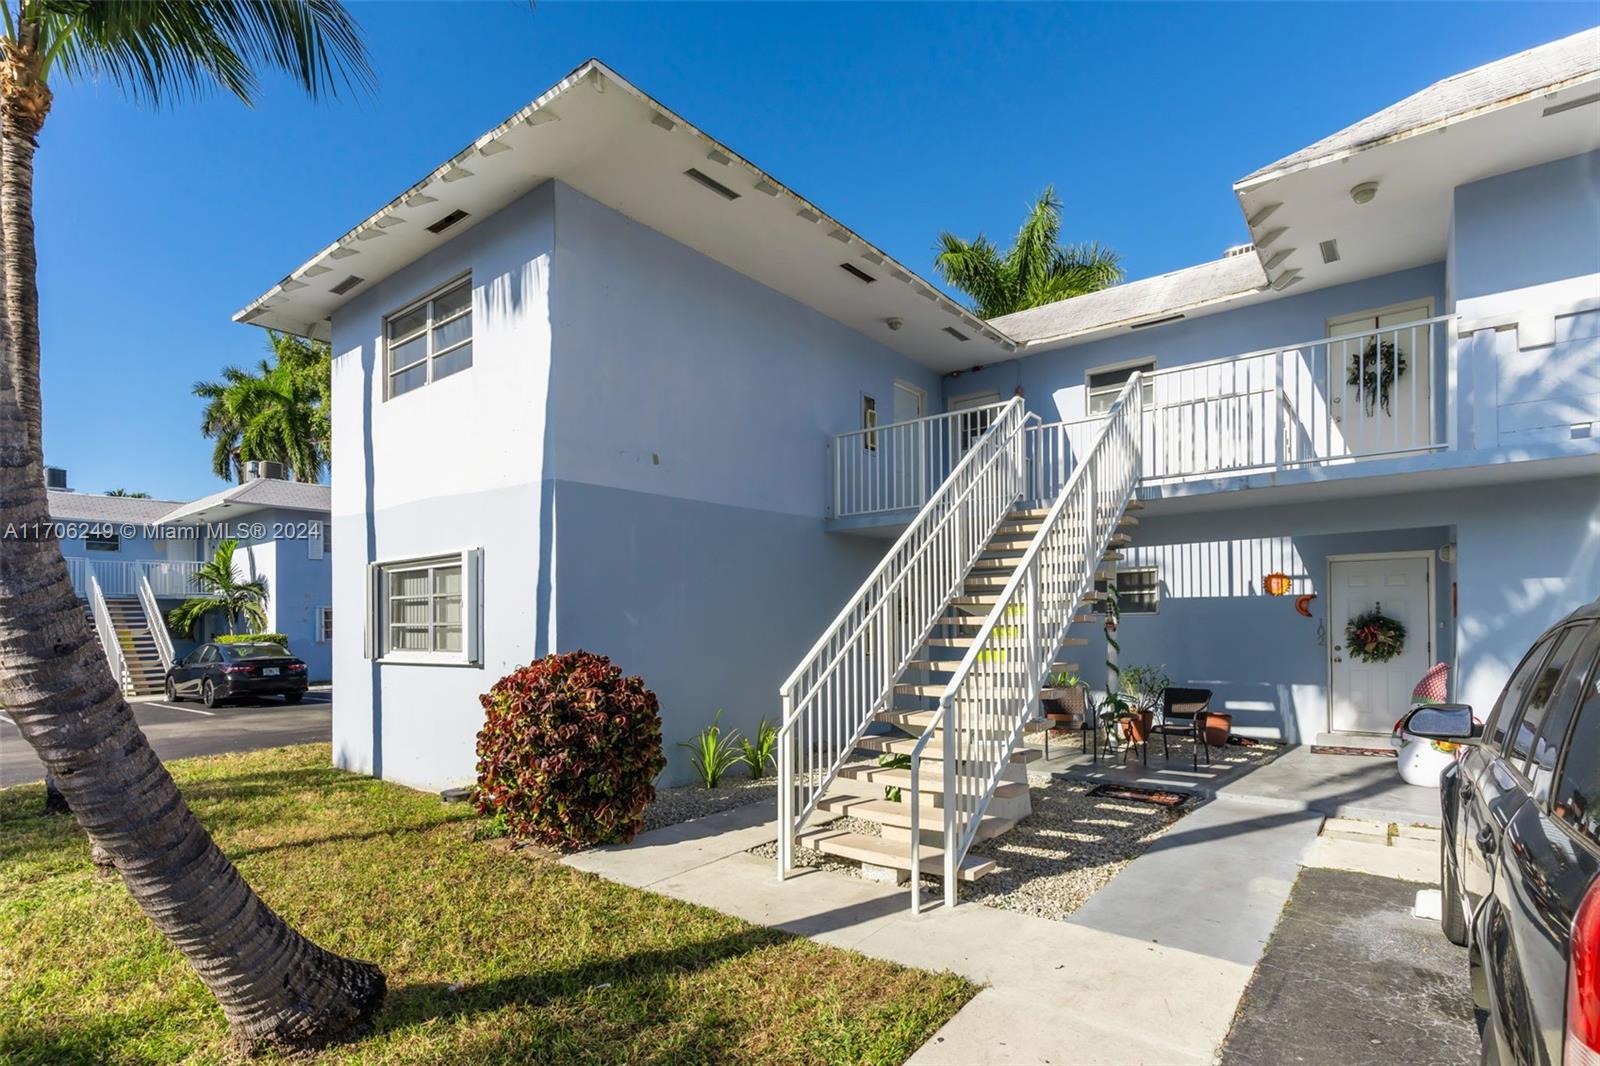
[1403,599,1600,1066]
[164,642,309,708]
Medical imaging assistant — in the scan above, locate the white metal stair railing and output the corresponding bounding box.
[778,396,1030,877]
[137,573,176,672]
[87,573,131,696]
[910,374,1145,911]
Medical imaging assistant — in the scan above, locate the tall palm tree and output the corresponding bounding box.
[168,539,270,638]
[0,1,381,1050]
[196,332,331,483]
[934,186,1124,318]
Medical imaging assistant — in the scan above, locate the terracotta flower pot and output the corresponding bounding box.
[1197,711,1232,748]
[1121,710,1154,743]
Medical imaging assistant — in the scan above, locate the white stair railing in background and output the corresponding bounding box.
[137,573,175,671]
[779,396,1030,877]
[912,374,1144,910]
[833,402,1008,518]
[87,574,131,696]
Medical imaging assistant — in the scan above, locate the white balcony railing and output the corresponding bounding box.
[66,558,207,600]
[832,403,1008,518]
[833,314,1453,516]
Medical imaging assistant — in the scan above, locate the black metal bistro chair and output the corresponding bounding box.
[1152,687,1214,771]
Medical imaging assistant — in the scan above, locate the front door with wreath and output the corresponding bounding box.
[1328,554,1433,734]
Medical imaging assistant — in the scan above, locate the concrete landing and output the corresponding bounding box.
[565,793,1324,1064]
[1042,741,1444,827]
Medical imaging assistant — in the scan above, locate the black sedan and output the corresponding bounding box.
[164,642,309,708]
[1402,598,1599,1066]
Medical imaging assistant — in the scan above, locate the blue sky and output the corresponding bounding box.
[40,1,1592,500]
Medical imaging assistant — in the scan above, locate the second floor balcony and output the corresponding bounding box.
[66,557,209,600]
[831,298,1600,523]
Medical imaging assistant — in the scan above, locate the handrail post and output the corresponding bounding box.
[908,748,922,915]
[1273,350,1285,473]
[777,690,794,879]
[942,696,957,908]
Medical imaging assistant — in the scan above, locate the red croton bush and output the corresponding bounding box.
[474,650,666,850]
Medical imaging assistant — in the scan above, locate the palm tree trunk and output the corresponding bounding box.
[0,41,383,1051]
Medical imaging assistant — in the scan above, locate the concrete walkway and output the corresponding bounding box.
[1039,741,1444,827]
[566,792,1324,1064]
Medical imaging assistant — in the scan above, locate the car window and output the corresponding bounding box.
[1554,669,1600,848]
[1507,625,1590,766]
[1528,629,1599,804]
[181,649,201,666]
[1490,632,1560,749]
[227,644,293,659]
[199,645,219,664]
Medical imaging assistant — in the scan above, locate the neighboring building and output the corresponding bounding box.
[53,463,333,692]
[236,24,1598,838]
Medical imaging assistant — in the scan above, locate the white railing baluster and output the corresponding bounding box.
[87,574,129,695]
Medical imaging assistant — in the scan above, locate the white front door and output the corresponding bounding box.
[1327,302,1433,457]
[1328,554,1433,734]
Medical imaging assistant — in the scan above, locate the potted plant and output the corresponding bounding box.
[1043,670,1087,729]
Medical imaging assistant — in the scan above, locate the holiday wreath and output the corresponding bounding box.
[1345,604,1406,663]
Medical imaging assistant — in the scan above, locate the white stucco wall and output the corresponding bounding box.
[328,183,556,790]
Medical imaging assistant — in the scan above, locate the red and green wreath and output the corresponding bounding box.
[1345,604,1406,664]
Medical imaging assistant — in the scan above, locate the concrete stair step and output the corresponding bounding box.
[876,707,1051,734]
[855,734,1043,764]
[837,764,1032,800]
[924,633,1088,648]
[798,828,996,881]
[814,795,1016,841]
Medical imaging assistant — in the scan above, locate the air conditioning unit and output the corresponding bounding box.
[44,466,68,490]
[244,460,288,482]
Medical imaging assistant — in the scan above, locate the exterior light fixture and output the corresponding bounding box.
[1350,182,1379,205]
[886,317,903,331]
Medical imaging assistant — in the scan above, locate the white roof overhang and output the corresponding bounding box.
[237,60,1015,371]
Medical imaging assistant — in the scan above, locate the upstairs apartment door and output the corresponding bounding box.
[888,381,927,505]
[1326,301,1434,458]
[1328,553,1434,735]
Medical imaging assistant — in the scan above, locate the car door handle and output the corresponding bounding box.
[1476,826,1496,855]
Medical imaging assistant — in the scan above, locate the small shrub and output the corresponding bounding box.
[739,717,778,779]
[474,651,665,850]
[680,710,743,788]
[217,632,289,646]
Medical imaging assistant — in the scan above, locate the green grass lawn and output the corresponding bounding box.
[0,745,974,1065]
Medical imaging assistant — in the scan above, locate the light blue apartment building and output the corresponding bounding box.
[51,465,334,693]
[238,30,1597,884]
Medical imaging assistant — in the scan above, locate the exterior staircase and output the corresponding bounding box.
[86,598,167,697]
[778,374,1148,909]
[796,502,1143,883]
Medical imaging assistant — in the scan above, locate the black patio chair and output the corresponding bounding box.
[1152,687,1214,771]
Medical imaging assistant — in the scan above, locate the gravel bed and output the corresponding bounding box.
[745,777,1192,922]
[641,775,775,832]
[960,779,1182,920]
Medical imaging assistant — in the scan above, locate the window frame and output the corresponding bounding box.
[384,275,473,400]
[368,549,480,666]
[317,606,334,644]
[1115,566,1160,615]
[861,393,878,452]
[1503,623,1591,775]
[1085,358,1156,416]
[1552,635,1600,844]
[84,529,120,552]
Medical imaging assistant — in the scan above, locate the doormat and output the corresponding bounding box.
[1083,783,1193,808]
[1310,745,1396,758]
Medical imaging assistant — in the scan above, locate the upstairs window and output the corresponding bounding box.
[85,529,120,552]
[386,277,473,399]
[1087,360,1155,415]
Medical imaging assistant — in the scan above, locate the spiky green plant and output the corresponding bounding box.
[934,186,1122,318]
[167,539,269,638]
[679,710,744,789]
[738,717,778,779]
